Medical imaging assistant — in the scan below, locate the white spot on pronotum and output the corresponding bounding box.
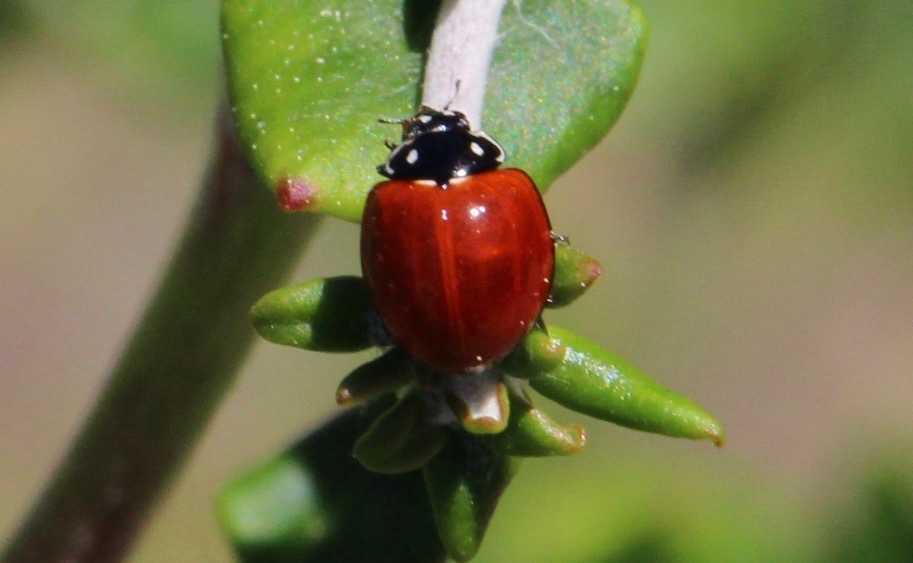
[418,114,432,123]
[406,149,419,164]
[470,142,484,156]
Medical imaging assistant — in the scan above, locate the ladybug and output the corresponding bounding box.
[360,107,554,374]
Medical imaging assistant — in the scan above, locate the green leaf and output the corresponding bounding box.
[529,326,726,446]
[353,393,447,474]
[481,386,586,457]
[249,276,371,352]
[218,403,445,562]
[824,462,913,562]
[423,433,520,562]
[222,0,646,222]
[547,243,603,308]
[498,327,568,379]
[336,347,415,406]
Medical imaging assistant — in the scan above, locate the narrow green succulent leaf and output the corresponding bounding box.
[423,433,520,562]
[218,403,444,562]
[498,327,568,379]
[547,243,604,308]
[529,326,726,446]
[481,386,586,457]
[353,393,446,474]
[336,347,415,406]
[222,0,646,222]
[250,276,371,352]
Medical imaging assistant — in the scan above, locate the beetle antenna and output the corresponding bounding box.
[550,231,570,244]
[443,79,462,111]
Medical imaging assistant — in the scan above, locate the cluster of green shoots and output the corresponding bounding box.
[221,242,723,561]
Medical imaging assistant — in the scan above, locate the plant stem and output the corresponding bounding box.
[2,108,322,562]
[421,0,508,127]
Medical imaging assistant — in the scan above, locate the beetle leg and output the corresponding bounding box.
[365,307,397,348]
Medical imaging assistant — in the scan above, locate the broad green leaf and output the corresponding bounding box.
[222,0,646,222]
[218,403,445,562]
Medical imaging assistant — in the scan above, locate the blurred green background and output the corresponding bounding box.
[2,1,912,560]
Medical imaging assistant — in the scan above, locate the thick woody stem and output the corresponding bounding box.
[2,108,321,562]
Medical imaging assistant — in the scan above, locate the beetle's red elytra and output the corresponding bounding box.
[360,107,554,373]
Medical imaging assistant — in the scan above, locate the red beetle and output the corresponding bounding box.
[361,108,554,373]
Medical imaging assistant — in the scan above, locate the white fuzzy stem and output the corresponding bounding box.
[421,0,508,128]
